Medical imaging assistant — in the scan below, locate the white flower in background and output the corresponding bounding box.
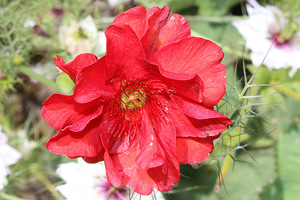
[233,0,300,74]
[59,16,106,57]
[0,125,22,190]
[107,0,135,8]
[56,159,165,200]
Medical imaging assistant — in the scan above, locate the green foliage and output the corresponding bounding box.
[195,0,242,16]
[56,73,75,93]
[139,0,172,9]
[260,123,300,199]
[0,0,32,74]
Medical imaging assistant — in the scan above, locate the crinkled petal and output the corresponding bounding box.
[82,153,105,163]
[159,74,204,103]
[135,111,165,170]
[42,94,103,132]
[102,100,180,195]
[104,151,122,188]
[154,37,227,107]
[169,95,231,137]
[105,24,152,80]
[109,144,179,195]
[98,103,142,154]
[73,56,114,103]
[142,7,191,60]
[46,118,104,158]
[176,137,217,164]
[54,54,98,83]
[112,6,147,39]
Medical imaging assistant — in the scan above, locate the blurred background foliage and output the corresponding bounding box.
[1,0,300,199]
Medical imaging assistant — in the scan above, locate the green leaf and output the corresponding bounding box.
[170,149,276,200]
[271,68,291,82]
[213,149,276,200]
[291,68,300,80]
[167,0,196,12]
[247,65,272,84]
[56,73,75,92]
[139,0,172,9]
[195,0,242,16]
[259,122,300,199]
[276,123,300,199]
[259,177,283,200]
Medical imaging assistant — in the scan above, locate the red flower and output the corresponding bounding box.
[42,6,232,195]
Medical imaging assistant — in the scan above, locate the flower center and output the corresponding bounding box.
[273,32,291,47]
[120,88,146,110]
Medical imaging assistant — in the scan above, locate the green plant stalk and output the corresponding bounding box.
[0,192,26,200]
[30,165,62,199]
[270,80,300,101]
[18,66,61,91]
[214,151,236,193]
[214,65,262,191]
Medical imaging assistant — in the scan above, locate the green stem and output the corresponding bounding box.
[270,81,300,101]
[18,66,61,91]
[0,192,26,200]
[214,70,261,191]
[30,165,62,199]
[214,152,236,192]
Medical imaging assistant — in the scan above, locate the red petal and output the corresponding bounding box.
[154,37,227,107]
[109,144,180,195]
[46,118,104,158]
[159,75,204,103]
[135,112,165,170]
[67,155,105,163]
[82,152,105,163]
[100,100,180,194]
[54,54,98,83]
[142,7,191,60]
[176,137,217,164]
[73,56,114,103]
[104,151,122,188]
[42,94,103,132]
[105,24,151,80]
[169,95,231,137]
[145,6,161,19]
[98,103,139,154]
[112,6,147,39]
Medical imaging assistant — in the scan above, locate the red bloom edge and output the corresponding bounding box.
[42,6,232,195]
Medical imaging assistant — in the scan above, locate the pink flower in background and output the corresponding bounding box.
[233,0,300,73]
